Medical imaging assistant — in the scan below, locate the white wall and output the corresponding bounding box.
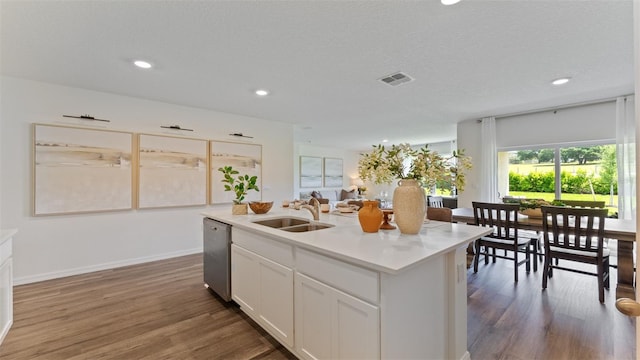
[1,76,294,284]
[0,77,3,230]
[293,143,360,198]
[457,100,619,208]
[455,121,483,208]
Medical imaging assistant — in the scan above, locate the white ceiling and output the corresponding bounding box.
[1,0,634,151]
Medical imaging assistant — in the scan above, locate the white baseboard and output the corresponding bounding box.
[14,248,202,285]
[0,319,12,346]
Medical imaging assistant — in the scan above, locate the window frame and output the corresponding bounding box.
[498,139,614,200]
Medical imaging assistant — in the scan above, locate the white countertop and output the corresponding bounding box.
[202,207,491,274]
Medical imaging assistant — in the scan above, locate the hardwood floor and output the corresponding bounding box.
[0,255,295,360]
[0,253,635,359]
[468,256,636,360]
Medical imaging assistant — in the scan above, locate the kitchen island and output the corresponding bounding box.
[202,208,491,360]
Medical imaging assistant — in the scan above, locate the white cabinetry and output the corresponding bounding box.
[295,273,379,360]
[205,211,485,360]
[231,229,294,348]
[230,244,259,315]
[295,248,379,360]
[0,230,15,346]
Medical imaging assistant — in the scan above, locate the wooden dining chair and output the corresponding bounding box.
[500,196,544,262]
[472,202,536,282]
[427,207,452,222]
[541,205,609,303]
[428,196,444,208]
[554,199,605,208]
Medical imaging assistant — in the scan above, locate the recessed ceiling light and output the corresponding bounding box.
[382,139,389,143]
[551,77,571,85]
[441,0,461,5]
[133,60,152,69]
[255,89,269,96]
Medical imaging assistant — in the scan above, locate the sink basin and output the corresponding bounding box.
[252,217,310,228]
[280,223,335,232]
[252,217,334,232]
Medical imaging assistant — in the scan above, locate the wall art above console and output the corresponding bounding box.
[33,123,134,215]
[32,123,263,215]
[138,134,208,209]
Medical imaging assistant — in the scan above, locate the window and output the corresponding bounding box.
[498,143,617,213]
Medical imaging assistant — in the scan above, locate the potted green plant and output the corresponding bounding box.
[507,198,565,218]
[218,165,259,215]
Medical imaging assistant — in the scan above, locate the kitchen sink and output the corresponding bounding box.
[280,223,335,232]
[252,217,310,228]
[252,217,334,232]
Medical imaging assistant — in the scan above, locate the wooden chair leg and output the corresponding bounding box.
[536,233,543,262]
[604,257,610,289]
[532,241,538,272]
[473,240,481,273]
[597,262,605,303]
[542,254,550,289]
[514,248,519,282]
[537,238,543,262]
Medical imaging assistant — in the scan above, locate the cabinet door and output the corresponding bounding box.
[333,289,380,359]
[295,273,333,360]
[231,244,259,316]
[0,258,13,345]
[258,257,294,347]
[295,272,380,360]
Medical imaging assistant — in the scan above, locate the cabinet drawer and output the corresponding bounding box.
[296,248,379,304]
[0,238,11,267]
[233,228,294,268]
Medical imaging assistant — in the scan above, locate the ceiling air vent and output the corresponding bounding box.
[379,72,414,87]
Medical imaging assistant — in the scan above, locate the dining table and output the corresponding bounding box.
[452,207,637,300]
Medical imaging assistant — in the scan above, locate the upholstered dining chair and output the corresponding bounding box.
[428,196,444,208]
[427,207,452,222]
[472,202,537,282]
[541,205,609,303]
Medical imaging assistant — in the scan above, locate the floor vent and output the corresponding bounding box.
[379,72,414,86]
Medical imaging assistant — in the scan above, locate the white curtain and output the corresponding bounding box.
[616,96,636,220]
[480,116,498,202]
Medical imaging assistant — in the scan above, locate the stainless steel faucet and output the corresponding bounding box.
[301,197,320,221]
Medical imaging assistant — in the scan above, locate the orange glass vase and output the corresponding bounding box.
[358,200,384,233]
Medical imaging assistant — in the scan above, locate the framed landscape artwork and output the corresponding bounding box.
[210,141,262,204]
[300,156,322,188]
[138,134,208,209]
[33,124,134,215]
[323,157,343,187]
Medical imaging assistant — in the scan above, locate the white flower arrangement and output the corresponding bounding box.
[357,143,472,192]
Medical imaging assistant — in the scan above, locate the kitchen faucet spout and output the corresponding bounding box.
[301,197,320,221]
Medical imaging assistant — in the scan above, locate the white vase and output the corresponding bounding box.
[392,179,426,234]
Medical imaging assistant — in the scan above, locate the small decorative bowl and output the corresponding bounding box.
[249,201,273,214]
[338,207,354,213]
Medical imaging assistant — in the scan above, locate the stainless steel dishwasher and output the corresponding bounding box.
[203,217,232,302]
